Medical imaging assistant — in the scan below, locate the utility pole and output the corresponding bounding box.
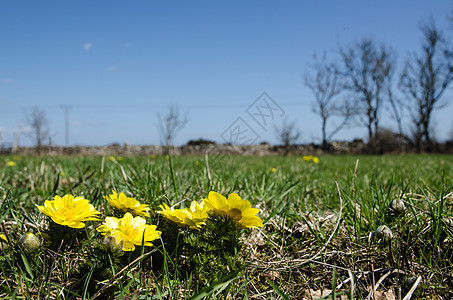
[61,105,71,146]
[13,131,19,152]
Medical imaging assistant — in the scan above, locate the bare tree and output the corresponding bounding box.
[386,86,408,151]
[274,119,301,154]
[340,38,396,147]
[157,104,189,155]
[399,21,453,152]
[387,87,405,137]
[304,54,354,149]
[23,106,50,152]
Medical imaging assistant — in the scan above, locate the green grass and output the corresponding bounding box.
[0,154,452,299]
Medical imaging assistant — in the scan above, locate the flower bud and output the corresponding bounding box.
[18,232,41,252]
[388,199,406,217]
[103,235,124,252]
[371,225,393,242]
[100,268,113,280]
[404,276,418,288]
[0,233,9,250]
[37,232,52,247]
[442,217,453,230]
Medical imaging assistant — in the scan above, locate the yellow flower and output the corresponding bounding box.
[109,156,116,161]
[271,167,277,173]
[105,190,150,217]
[157,203,186,225]
[96,212,161,251]
[188,200,209,226]
[312,157,320,163]
[38,194,100,228]
[6,161,16,167]
[203,191,263,228]
[303,155,313,162]
[157,200,209,230]
[0,233,7,242]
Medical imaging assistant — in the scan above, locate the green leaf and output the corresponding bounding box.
[20,253,34,280]
[82,263,96,300]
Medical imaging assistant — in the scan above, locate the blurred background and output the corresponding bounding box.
[1,1,452,153]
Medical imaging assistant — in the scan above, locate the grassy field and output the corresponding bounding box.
[0,154,452,299]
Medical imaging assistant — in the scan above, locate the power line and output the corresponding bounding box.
[42,100,312,111]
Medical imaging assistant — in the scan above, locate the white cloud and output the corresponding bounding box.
[124,43,132,48]
[2,78,13,84]
[83,42,93,51]
[107,66,117,72]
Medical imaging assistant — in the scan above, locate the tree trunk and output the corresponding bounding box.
[321,117,327,149]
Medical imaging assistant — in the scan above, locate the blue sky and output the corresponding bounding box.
[1,1,452,147]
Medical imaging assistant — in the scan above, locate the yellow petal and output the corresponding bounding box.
[206,191,228,210]
[228,193,252,212]
[239,216,263,228]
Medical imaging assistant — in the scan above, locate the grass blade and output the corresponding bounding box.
[267,279,290,300]
[187,271,239,300]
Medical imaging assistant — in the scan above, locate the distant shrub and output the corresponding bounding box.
[186,139,217,146]
[108,143,121,147]
[370,128,408,154]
